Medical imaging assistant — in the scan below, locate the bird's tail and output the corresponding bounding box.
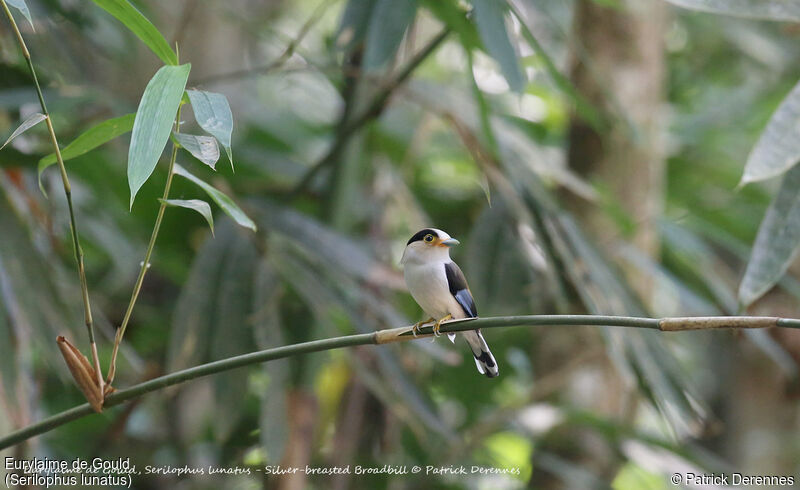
[462,330,498,378]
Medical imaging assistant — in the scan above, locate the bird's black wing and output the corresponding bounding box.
[444,261,477,318]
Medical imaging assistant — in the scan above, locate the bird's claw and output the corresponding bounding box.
[431,314,452,338]
[412,317,434,337]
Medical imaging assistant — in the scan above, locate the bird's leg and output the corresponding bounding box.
[432,314,452,337]
[412,317,434,337]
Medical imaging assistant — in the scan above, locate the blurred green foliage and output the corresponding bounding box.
[2,0,800,488]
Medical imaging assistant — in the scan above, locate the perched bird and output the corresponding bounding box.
[401,228,498,378]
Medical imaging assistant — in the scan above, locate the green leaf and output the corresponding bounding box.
[160,198,214,234]
[173,164,256,231]
[128,64,190,209]
[363,0,418,71]
[173,132,220,169]
[38,113,135,175]
[740,79,800,185]
[665,0,800,22]
[739,164,800,308]
[6,0,34,30]
[1,113,45,151]
[90,0,177,65]
[186,90,234,170]
[423,0,480,49]
[471,0,525,93]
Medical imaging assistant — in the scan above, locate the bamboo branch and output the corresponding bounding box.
[105,104,184,387]
[0,0,104,394]
[2,314,800,449]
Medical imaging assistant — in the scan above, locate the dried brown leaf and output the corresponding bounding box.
[57,336,104,413]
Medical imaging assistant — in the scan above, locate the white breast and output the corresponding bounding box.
[403,261,467,320]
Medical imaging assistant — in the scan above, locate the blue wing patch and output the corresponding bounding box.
[444,261,477,318]
[454,289,477,318]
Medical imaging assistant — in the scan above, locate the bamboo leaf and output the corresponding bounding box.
[740,79,800,185]
[665,0,800,22]
[173,132,220,169]
[160,198,214,234]
[6,0,33,30]
[39,113,135,176]
[0,113,45,151]
[90,0,177,65]
[739,164,800,307]
[363,0,418,71]
[423,0,480,49]
[128,64,190,209]
[186,90,234,170]
[471,0,525,93]
[173,164,256,231]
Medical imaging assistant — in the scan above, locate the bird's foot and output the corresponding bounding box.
[412,317,434,337]
[432,314,452,338]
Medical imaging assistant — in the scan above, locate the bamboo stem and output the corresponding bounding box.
[105,104,184,386]
[2,314,800,449]
[0,0,104,394]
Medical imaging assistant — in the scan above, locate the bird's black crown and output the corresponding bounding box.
[406,228,439,245]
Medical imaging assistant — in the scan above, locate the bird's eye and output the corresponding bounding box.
[424,234,434,243]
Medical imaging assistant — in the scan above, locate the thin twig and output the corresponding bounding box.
[0,0,104,393]
[2,314,800,449]
[105,103,184,386]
